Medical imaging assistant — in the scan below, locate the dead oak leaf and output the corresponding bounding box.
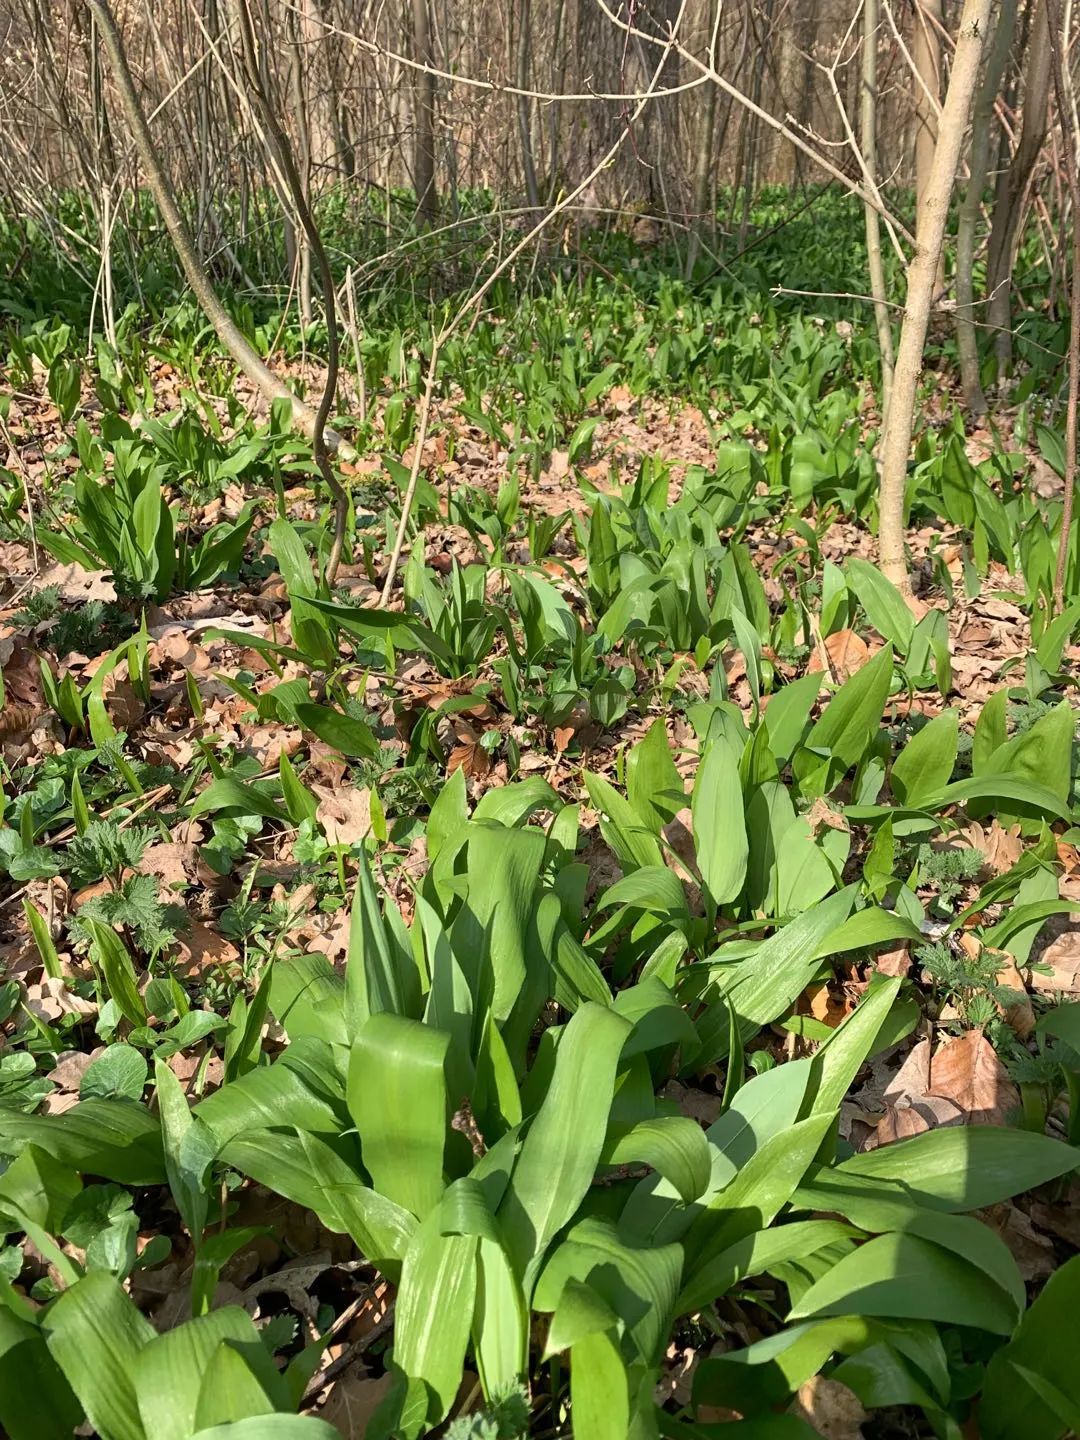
[173,920,241,978]
[313,784,372,847]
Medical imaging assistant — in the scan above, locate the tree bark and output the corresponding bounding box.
[985,0,1053,374]
[862,0,894,421]
[956,0,1019,412]
[913,0,945,294]
[411,0,438,224]
[878,0,993,594]
[515,0,540,213]
[83,0,355,454]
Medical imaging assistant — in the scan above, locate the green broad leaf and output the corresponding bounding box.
[393,1206,477,1426]
[626,719,685,832]
[195,1047,345,1152]
[191,1342,277,1432]
[87,921,147,1027]
[803,978,902,1122]
[601,1116,711,1204]
[218,1131,414,1278]
[545,1277,620,1356]
[304,594,453,669]
[676,1220,857,1317]
[692,738,749,906]
[793,644,893,796]
[693,1316,875,1417]
[788,1231,1019,1334]
[499,1002,632,1286]
[81,1045,148,1102]
[1037,1000,1080,1052]
[346,848,411,1029]
[155,1060,212,1242]
[268,518,337,666]
[190,777,286,823]
[0,1100,165,1185]
[890,710,958,806]
[533,1216,682,1369]
[981,1253,1080,1440]
[980,700,1075,807]
[984,901,1079,951]
[426,765,468,864]
[712,886,856,1045]
[134,1307,287,1440]
[934,773,1073,821]
[570,1326,629,1440]
[278,754,318,826]
[0,1308,82,1440]
[597,866,689,924]
[798,1126,1080,1213]
[811,907,922,960]
[43,1271,155,1440]
[348,1013,449,1220]
[191,1419,342,1439]
[583,771,663,871]
[293,703,379,760]
[762,673,822,766]
[22,899,62,980]
[845,559,915,652]
[473,1235,529,1395]
[683,1115,834,1273]
[0,1144,80,1235]
[973,689,1009,774]
[456,822,547,1023]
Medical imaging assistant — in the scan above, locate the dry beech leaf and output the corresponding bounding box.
[789,1373,867,1440]
[808,628,869,681]
[979,1203,1055,1283]
[927,1029,1021,1126]
[553,725,574,756]
[989,949,1035,1038]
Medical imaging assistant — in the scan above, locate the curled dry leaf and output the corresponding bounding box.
[962,821,1023,876]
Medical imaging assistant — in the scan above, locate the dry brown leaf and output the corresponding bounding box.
[927,1029,1021,1126]
[874,943,912,978]
[808,628,869,681]
[317,1368,394,1436]
[313,784,372,847]
[138,842,196,891]
[34,562,117,603]
[553,725,574,756]
[989,949,1035,1038]
[789,1373,867,1439]
[963,821,1023,876]
[661,1079,723,1127]
[174,920,241,978]
[1030,924,1080,992]
[979,1203,1055,1283]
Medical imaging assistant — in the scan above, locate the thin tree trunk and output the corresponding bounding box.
[1048,0,1079,611]
[685,0,720,279]
[914,0,947,296]
[84,0,355,459]
[411,0,437,223]
[862,0,894,420]
[878,0,993,594]
[956,0,1019,412]
[515,0,540,212]
[985,0,1054,373]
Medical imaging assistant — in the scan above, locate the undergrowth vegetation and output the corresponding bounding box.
[1,192,1080,1439]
